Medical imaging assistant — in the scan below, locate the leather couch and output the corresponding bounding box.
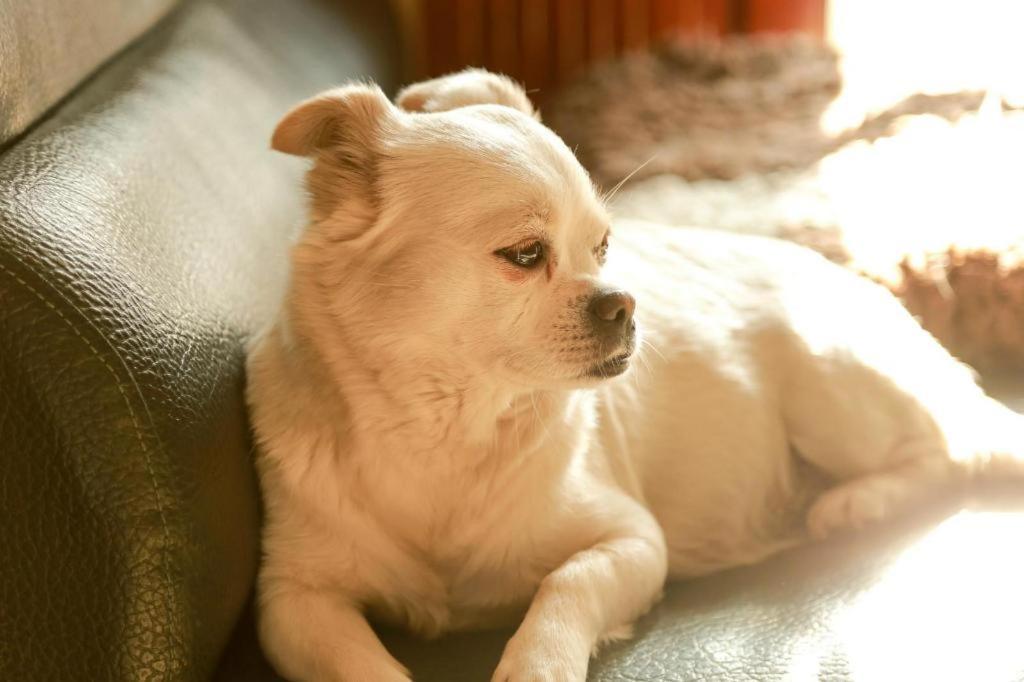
[2,1,1022,680]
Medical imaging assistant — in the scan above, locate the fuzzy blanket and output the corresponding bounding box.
[544,37,1024,371]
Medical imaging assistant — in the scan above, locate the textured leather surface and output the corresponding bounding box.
[0,0,398,679]
[0,0,178,145]
[220,503,1024,681]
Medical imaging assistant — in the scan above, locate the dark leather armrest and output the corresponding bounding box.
[0,0,398,678]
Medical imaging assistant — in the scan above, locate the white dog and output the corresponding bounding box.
[246,69,1023,682]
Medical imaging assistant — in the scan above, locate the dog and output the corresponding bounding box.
[246,69,1024,681]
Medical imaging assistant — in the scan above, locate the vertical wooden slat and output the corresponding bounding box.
[747,0,825,35]
[651,0,677,41]
[556,0,586,84]
[588,0,617,64]
[521,0,550,94]
[401,0,817,88]
[425,0,460,76]
[489,0,520,77]
[620,0,651,53]
[392,0,426,80]
[679,0,703,36]
[679,0,704,36]
[699,0,732,36]
[455,0,486,68]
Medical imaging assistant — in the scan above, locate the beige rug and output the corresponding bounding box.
[544,37,1024,372]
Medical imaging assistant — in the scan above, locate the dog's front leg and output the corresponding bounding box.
[259,584,410,682]
[493,509,667,682]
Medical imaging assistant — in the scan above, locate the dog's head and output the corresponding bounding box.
[274,69,636,391]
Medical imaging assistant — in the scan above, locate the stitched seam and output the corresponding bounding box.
[0,259,176,589]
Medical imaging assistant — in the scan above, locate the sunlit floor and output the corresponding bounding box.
[834,511,1024,682]
[818,8,1024,679]
[820,0,1024,279]
[608,7,1024,680]
[825,0,1024,133]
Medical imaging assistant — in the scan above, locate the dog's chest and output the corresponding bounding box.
[364,506,554,635]
[357,446,575,634]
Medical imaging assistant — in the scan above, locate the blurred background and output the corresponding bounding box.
[392,0,1024,376]
[2,2,1022,680]
[393,0,825,92]
[391,0,1022,108]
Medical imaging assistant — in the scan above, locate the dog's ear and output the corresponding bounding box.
[396,68,537,118]
[271,84,397,157]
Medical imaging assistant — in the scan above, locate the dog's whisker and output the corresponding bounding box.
[601,153,659,205]
[633,351,653,391]
[639,337,666,363]
[529,391,554,444]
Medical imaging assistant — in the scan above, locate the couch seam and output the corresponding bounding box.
[0,258,176,590]
[0,1,184,155]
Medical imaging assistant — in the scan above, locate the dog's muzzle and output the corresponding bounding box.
[585,288,637,378]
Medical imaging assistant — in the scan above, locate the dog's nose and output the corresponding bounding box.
[588,289,636,334]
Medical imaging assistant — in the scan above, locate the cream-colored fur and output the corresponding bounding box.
[247,69,1024,682]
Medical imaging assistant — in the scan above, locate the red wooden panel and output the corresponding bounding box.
[650,0,679,40]
[488,0,520,77]
[555,0,586,84]
[587,0,617,64]
[620,0,651,52]
[652,0,728,41]
[455,0,486,68]
[747,0,825,35]
[408,0,822,87]
[521,0,550,92]
[425,0,459,75]
[680,0,706,35]
[699,0,731,36]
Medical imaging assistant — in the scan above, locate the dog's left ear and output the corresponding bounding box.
[396,68,538,119]
[271,84,397,157]
[272,85,401,228]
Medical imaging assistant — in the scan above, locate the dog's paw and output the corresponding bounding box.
[491,628,589,682]
[806,480,891,540]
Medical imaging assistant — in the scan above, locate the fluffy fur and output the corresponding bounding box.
[247,69,1024,682]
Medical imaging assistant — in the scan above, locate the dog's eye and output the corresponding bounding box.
[595,233,609,264]
[496,241,545,269]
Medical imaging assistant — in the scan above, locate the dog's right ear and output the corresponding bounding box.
[271,84,397,157]
[396,69,537,119]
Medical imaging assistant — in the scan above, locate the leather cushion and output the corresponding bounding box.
[0,0,397,679]
[219,504,1024,681]
[0,0,178,145]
